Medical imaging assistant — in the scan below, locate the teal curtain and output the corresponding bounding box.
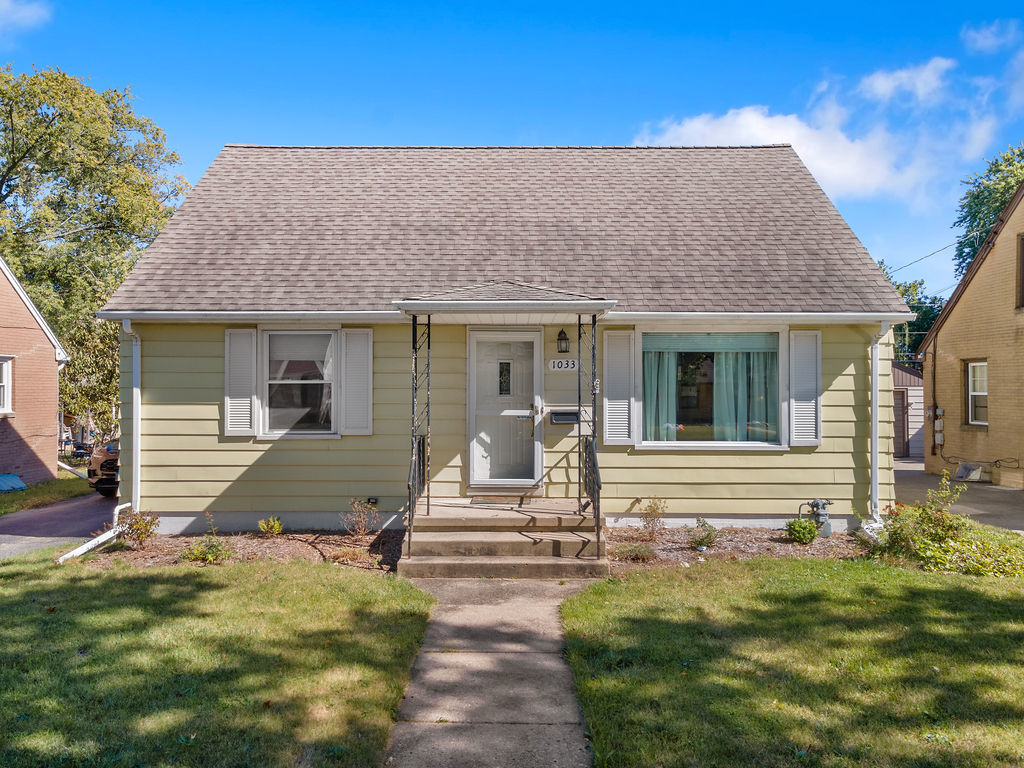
[713,351,778,441]
[643,351,676,441]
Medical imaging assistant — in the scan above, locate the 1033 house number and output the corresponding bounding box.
[548,358,579,371]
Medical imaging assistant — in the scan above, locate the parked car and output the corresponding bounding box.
[87,442,119,498]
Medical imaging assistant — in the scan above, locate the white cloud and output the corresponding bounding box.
[858,57,956,104]
[0,0,50,42]
[961,20,1021,53]
[635,105,906,199]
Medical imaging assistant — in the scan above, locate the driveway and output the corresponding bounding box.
[894,459,1024,532]
[0,493,114,559]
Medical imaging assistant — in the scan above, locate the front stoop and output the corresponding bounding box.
[398,499,610,578]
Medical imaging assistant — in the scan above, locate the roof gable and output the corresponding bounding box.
[0,257,68,363]
[103,145,907,316]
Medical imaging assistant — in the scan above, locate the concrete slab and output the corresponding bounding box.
[422,603,564,653]
[387,578,595,766]
[399,651,581,723]
[385,722,590,768]
[895,460,1024,532]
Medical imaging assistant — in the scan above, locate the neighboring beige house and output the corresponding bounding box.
[919,180,1024,489]
[0,257,69,485]
[99,145,910,567]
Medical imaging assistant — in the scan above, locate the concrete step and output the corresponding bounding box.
[412,510,596,533]
[398,555,610,579]
[408,531,602,558]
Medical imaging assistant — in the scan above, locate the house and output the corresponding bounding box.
[892,362,924,459]
[99,145,911,572]
[0,257,69,485]
[918,179,1024,489]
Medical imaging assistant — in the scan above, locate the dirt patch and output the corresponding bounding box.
[83,529,406,572]
[607,525,869,573]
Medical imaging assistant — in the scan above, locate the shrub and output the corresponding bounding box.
[637,497,667,541]
[179,536,232,565]
[786,518,819,545]
[331,545,379,567]
[609,542,657,562]
[119,508,160,549]
[258,516,283,535]
[342,498,380,538]
[877,471,1024,577]
[179,511,232,565]
[688,517,718,549]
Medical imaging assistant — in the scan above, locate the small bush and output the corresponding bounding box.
[610,542,657,562]
[877,470,1024,577]
[331,545,378,567]
[119,508,160,549]
[179,511,232,565]
[786,518,819,545]
[688,517,718,549]
[637,497,667,541]
[342,498,380,538]
[258,516,283,535]
[180,535,232,564]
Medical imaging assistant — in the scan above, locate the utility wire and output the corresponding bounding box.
[887,230,986,274]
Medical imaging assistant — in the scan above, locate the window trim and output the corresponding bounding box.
[965,359,988,427]
[258,329,340,440]
[0,355,13,415]
[631,324,791,451]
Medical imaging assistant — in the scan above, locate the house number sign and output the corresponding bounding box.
[548,358,579,371]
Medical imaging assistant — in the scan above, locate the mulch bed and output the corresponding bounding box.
[607,525,869,573]
[83,529,406,572]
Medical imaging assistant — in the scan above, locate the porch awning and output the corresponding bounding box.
[393,279,617,323]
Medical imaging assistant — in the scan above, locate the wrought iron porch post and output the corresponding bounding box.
[425,315,431,517]
[577,314,583,513]
[591,312,601,551]
[408,314,418,558]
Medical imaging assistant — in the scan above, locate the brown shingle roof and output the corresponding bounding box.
[104,145,907,314]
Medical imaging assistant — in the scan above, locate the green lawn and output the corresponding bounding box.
[563,559,1024,768]
[0,470,92,517]
[0,549,433,767]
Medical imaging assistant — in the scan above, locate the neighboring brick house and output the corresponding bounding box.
[919,180,1024,489]
[0,257,69,485]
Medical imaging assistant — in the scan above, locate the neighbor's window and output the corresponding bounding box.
[966,361,988,426]
[0,356,11,413]
[641,333,779,443]
[264,331,336,434]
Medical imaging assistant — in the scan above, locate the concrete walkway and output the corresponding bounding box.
[385,579,593,768]
[0,493,113,558]
[895,459,1024,532]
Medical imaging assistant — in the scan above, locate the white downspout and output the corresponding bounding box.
[123,319,141,516]
[867,321,890,532]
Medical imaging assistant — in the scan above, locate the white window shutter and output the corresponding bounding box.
[789,330,822,446]
[224,329,256,436]
[603,330,634,445]
[341,328,373,435]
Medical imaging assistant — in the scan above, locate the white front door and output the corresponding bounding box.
[469,331,543,486]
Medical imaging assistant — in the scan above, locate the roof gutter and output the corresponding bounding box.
[97,310,407,323]
[604,311,915,325]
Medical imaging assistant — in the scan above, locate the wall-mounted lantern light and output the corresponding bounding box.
[557,329,570,354]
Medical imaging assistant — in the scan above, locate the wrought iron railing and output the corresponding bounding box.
[406,434,426,557]
[406,315,431,559]
[583,435,602,553]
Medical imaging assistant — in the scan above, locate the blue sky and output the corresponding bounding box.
[4,1,1024,298]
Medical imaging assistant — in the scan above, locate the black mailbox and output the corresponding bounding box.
[549,410,580,425]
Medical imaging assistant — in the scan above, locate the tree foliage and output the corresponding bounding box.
[953,142,1024,277]
[878,261,945,365]
[0,66,187,433]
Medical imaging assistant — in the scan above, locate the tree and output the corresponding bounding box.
[0,66,188,434]
[878,261,945,366]
[953,142,1024,277]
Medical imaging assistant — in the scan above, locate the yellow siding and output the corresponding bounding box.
[120,322,895,524]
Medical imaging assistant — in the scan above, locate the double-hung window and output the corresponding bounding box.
[640,332,780,444]
[966,361,988,426]
[0,356,12,414]
[264,331,337,435]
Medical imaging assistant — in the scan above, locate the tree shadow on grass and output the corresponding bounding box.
[0,554,431,768]
[565,563,1024,768]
